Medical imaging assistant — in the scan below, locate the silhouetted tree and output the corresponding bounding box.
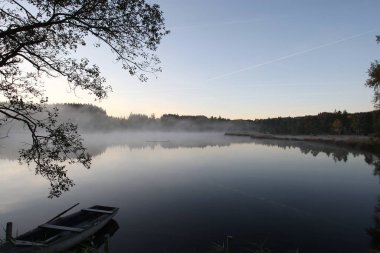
[366,36,380,108]
[0,0,169,197]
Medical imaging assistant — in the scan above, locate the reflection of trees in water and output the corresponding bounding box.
[250,138,380,251]
[364,154,380,178]
[0,133,254,160]
[83,133,254,157]
[0,133,253,197]
[368,197,380,252]
[367,155,380,251]
[251,138,380,168]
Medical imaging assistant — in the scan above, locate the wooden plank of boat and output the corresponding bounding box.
[47,203,79,223]
[81,208,114,214]
[13,240,46,247]
[39,224,84,232]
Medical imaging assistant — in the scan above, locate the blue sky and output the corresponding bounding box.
[45,0,380,119]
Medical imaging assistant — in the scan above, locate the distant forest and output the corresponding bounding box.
[55,104,380,135]
[6,103,379,135]
[53,103,254,132]
[254,110,380,136]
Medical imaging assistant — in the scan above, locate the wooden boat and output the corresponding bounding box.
[0,205,119,253]
[88,218,119,250]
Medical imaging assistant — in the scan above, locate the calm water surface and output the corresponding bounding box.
[0,132,379,252]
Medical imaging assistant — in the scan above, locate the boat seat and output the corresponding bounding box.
[82,208,114,214]
[14,240,46,247]
[39,224,84,232]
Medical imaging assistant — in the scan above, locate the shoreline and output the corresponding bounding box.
[225,132,380,153]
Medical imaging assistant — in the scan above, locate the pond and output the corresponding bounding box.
[0,132,379,252]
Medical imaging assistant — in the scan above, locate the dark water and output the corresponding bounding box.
[1,132,380,252]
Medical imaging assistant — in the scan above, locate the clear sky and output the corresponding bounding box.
[44,0,380,119]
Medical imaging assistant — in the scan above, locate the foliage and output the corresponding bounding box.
[254,110,380,136]
[366,36,380,108]
[0,0,169,197]
[46,103,255,132]
[48,104,380,135]
[366,60,380,107]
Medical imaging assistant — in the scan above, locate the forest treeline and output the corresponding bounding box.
[254,110,380,135]
[53,103,254,132]
[7,103,379,135]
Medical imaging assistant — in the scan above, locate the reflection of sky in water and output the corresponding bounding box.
[0,133,379,252]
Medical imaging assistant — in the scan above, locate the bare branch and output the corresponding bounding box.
[11,0,38,21]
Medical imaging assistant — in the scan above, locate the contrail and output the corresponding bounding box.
[207,28,379,81]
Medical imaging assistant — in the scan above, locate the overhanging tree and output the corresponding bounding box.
[366,36,380,108]
[0,0,169,197]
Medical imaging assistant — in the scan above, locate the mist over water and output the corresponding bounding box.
[0,132,379,252]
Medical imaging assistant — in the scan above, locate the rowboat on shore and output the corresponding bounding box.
[0,205,119,253]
